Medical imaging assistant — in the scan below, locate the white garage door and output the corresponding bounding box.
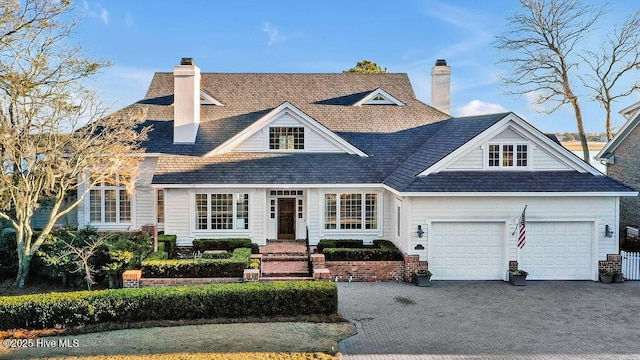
[519,222,592,280]
[430,222,504,280]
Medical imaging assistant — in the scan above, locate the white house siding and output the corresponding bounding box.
[31,204,78,229]
[164,188,264,246]
[409,196,618,280]
[534,147,572,170]
[233,112,344,153]
[492,127,524,142]
[135,157,159,228]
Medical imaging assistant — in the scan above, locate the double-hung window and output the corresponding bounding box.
[89,174,131,224]
[194,193,249,231]
[324,193,378,230]
[488,144,528,168]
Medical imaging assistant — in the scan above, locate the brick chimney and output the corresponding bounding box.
[173,58,200,144]
[431,59,451,115]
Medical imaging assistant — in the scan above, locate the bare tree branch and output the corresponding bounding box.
[0,0,149,288]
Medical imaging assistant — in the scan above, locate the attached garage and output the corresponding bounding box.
[429,222,505,280]
[519,221,593,280]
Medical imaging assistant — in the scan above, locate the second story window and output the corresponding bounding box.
[488,144,528,168]
[269,127,304,150]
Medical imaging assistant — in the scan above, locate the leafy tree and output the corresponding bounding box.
[0,0,148,288]
[344,60,388,73]
[495,0,640,162]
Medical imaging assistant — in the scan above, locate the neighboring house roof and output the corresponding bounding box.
[128,71,633,194]
[595,111,640,163]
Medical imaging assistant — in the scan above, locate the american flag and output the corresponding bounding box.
[517,207,526,249]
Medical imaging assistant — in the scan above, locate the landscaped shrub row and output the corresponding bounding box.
[316,239,364,252]
[157,234,177,259]
[318,239,404,261]
[192,238,259,254]
[145,251,168,261]
[0,281,338,330]
[141,248,251,278]
[322,247,404,261]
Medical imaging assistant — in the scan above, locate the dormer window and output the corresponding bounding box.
[488,144,528,168]
[269,127,304,150]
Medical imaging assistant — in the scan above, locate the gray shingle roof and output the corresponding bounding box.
[402,171,636,193]
[130,71,631,194]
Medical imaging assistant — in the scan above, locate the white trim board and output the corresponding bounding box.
[353,88,405,106]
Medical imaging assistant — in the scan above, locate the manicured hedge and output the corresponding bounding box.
[157,234,177,259]
[145,251,168,261]
[192,238,259,254]
[316,239,364,253]
[141,248,251,278]
[322,247,404,261]
[202,250,232,259]
[0,281,338,330]
[319,239,403,261]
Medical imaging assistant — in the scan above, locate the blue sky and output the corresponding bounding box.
[73,0,640,134]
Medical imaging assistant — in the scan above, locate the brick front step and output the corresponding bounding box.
[262,255,308,261]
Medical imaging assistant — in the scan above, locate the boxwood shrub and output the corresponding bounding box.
[316,239,364,253]
[319,239,403,261]
[322,247,404,261]
[0,281,338,330]
[142,248,251,278]
[144,251,168,261]
[192,238,259,254]
[157,234,177,259]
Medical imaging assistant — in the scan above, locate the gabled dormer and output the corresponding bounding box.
[206,102,367,157]
[353,88,404,106]
[418,113,601,176]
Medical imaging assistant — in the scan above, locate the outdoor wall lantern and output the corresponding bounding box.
[605,224,614,238]
[417,225,424,238]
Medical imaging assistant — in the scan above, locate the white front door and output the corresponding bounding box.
[519,222,593,280]
[430,222,505,280]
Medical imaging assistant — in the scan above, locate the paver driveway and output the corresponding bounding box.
[338,281,640,360]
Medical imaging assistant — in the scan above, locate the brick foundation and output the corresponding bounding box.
[598,254,622,273]
[312,253,427,283]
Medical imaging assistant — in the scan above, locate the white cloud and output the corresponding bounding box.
[81,1,109,25]
[125,12,134,27]
[456,100,508,117]
[99,6,109,25]
[263,22,286,46]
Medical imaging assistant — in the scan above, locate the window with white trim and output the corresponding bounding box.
[89,174,131,224]
[156,189,164,224]
[488,144,528,168]
[194,193,249,231]
[269,127,304,150]
[324,193,378,230]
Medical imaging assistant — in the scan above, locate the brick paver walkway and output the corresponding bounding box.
[337,281,640,360]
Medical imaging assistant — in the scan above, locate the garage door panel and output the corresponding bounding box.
[430,222,504,280]
[519,222,592,280]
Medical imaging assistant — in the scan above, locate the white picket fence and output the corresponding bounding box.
[621,250,640,280]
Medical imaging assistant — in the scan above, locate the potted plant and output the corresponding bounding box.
[599,270,614,283]
[612,271,624,283]
[415,269,432,287]
[509,269,528,286]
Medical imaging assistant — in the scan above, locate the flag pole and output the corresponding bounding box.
[514,205,527,270]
